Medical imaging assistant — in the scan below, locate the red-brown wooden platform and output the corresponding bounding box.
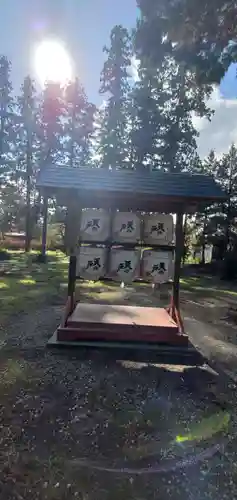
[56,303,188,345]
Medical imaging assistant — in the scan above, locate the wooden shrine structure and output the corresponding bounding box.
[37,166,225,363]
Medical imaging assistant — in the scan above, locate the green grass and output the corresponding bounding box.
[0,251,68,323]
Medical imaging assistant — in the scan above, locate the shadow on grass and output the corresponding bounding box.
[181,277,237,305]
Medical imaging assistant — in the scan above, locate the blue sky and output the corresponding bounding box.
[2,0,137,102]
[220,64,237,99]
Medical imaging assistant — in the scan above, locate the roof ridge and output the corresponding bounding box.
[46,164,213,177]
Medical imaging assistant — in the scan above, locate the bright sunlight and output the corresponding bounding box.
[34,39,73,86]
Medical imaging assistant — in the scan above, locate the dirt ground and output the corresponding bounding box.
[0,280,237,499]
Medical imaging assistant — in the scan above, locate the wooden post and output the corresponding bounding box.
[173,210,184,313]
[62,255,77,326]
[63,193,80,323]
[41,196,48,259]
[68,255,77,299]
[64,193,80,255]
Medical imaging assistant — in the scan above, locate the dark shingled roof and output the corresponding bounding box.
[37,165,225,200]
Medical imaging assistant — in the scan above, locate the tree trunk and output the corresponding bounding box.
[70,103,76,168]
[0,114,4,158]
[201,210,208,265]
[30,148,52,238]
[182,214,187,265]
[0,108,5,183]
[41,196,48,258]
[224,197,231,255]
[224,153,233,255]
[25,138,32,252]
[201,243,205,265]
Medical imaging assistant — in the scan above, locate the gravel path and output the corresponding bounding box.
[0,303,236,500]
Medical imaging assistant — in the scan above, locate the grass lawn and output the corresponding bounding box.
[181,276,237,298]
[0,251,69,324]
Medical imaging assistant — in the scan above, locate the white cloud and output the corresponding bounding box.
[194,87,237,158]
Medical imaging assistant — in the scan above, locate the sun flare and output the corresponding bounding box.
[34,39,73,86]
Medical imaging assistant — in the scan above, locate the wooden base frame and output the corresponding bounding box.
[47,330,204,366]
[57,303,187,344]
[53,297,189,350]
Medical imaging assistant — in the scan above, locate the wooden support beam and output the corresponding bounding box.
[61,255,77,327]
[68,255,77,297]
[65,255,77,319]
[173,210,184,312]
[64,192,80,255]
[41,196,48,258]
